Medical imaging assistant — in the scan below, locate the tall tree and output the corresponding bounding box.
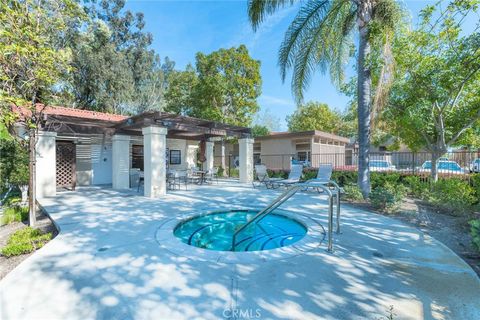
[0,0,83,226]
[287,101,342,133]
[385,1,480,181]
[164,64,198,115]
[253,108,282,131]
[192,45,262,126]
[248,0,402,197]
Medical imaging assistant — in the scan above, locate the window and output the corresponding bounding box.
[170,150,181,165]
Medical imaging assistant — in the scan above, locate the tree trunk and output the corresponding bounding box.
[430,150,443,183]
[28,129,37,227]
[357,1,373,198]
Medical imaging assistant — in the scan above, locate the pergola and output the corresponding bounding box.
[33,107,254,199]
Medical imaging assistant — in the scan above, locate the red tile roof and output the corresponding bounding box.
[12,104,128,122]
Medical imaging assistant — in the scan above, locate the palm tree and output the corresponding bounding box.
[248,0,401,197]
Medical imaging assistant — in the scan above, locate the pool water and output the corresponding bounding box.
[173,210,307,252]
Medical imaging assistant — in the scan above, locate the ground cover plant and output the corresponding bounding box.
[1,227,52,258]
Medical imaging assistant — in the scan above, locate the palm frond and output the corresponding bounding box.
[279,0,356,103]
[247,0,297,31]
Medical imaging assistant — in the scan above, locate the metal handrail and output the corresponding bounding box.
[231,181,341,252]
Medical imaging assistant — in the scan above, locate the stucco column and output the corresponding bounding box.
[203,141,214,171]
[36,131,57,198]
[142,126,167,198]
[112,135,130,189]
[239,138,254,183]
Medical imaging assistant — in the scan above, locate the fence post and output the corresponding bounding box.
[412,152,416,174]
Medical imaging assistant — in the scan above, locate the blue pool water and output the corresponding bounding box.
[173,210,307,252]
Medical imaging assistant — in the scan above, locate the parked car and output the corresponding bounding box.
[418,160,465,174]
[470,158,480,173]
[369,160,396,172]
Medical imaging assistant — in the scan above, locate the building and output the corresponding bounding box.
[252,130,350,170]
[13,105,253,199]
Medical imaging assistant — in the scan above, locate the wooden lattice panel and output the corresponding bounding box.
[56,142,76,190]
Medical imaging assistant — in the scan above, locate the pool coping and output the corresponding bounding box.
[154,207,326,264]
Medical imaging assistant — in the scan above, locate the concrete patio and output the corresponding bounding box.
[0,181,479,320]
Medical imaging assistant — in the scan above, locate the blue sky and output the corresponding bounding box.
[124,0,473,130]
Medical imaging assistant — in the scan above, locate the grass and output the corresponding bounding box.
[1,227,52,257]
[1,206,29,225]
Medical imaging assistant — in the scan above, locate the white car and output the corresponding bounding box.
[470,158,480,173]
[369,160,396,172]
[418,160,465,174]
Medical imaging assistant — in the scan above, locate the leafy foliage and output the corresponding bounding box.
[286,101,343,133]
[470,219,480,252]
[369,182,406,213]
[1,227,52,257]
[0,139,29,188]
[428,178,476,214]
[251,125,270,137]
[385,1,480,180]
[344,183,364,201]
[1,206,29,225]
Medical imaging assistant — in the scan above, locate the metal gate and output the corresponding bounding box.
[56,141,76,190]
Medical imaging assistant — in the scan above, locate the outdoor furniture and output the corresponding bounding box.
[303,163,334,192]
[268,164,303,189]
[204,167,219,184]
[252,164,282,189]
[167,170,188,190]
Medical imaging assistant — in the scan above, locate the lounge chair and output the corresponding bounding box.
[205,167,219,184]
[252,164,282,188]
[304,163,343,195]
[268,164,303,189]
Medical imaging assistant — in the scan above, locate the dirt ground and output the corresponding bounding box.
[0,208,58,280]
[344,197,480,277]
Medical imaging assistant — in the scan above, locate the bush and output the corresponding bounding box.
[343,184,364,201]
[217,166,225,177]
[470,219,480,252]
[369,183,406,213]
[370,172,402,189]
[1,206,29,225]
[402,175,429,198]
[229,168,239,178]
[470,174,480,204]
[1,227,52,257]
[267,169,288,179]
[429,178,476,214]
[331,171,358,186]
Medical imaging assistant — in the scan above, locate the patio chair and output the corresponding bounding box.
[204,167,219,184]
[168,170,188,190]
[268,164,303,189]
[303,163,333,192]
[252,164,282,189]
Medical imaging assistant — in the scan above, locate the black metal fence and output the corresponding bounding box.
[214,151,480,178]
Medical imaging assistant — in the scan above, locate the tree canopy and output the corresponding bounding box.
[384,0,480,180]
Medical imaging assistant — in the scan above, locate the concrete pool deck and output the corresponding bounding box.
[0,181,479,320]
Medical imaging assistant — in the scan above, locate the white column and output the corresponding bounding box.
[142,126,167,198]
[112,135,130,189]
[36,131,57,198]
[203,141,214,171]
[239,138,254,183]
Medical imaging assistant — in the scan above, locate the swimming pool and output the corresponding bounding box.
[173,210,307,252]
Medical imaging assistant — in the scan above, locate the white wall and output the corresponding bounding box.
[166,139,188,170]
[76,144,92,186]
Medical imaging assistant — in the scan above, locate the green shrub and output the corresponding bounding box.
[429,178,476,214]
[301,168,317,181]
[267,169,288,179]
[229,168,239,178]
[1,227,52,257]
[370,172,401,189]
[343,183,364,201]
[217,166,225,177]
[331,171,358,186]
[402,175,429,198]
[470,174,480,203]
[470,219,480,252]
[369,183,406,213]
[1,206,29,225]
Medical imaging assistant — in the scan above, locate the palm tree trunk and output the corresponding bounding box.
[357,0,373,198]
